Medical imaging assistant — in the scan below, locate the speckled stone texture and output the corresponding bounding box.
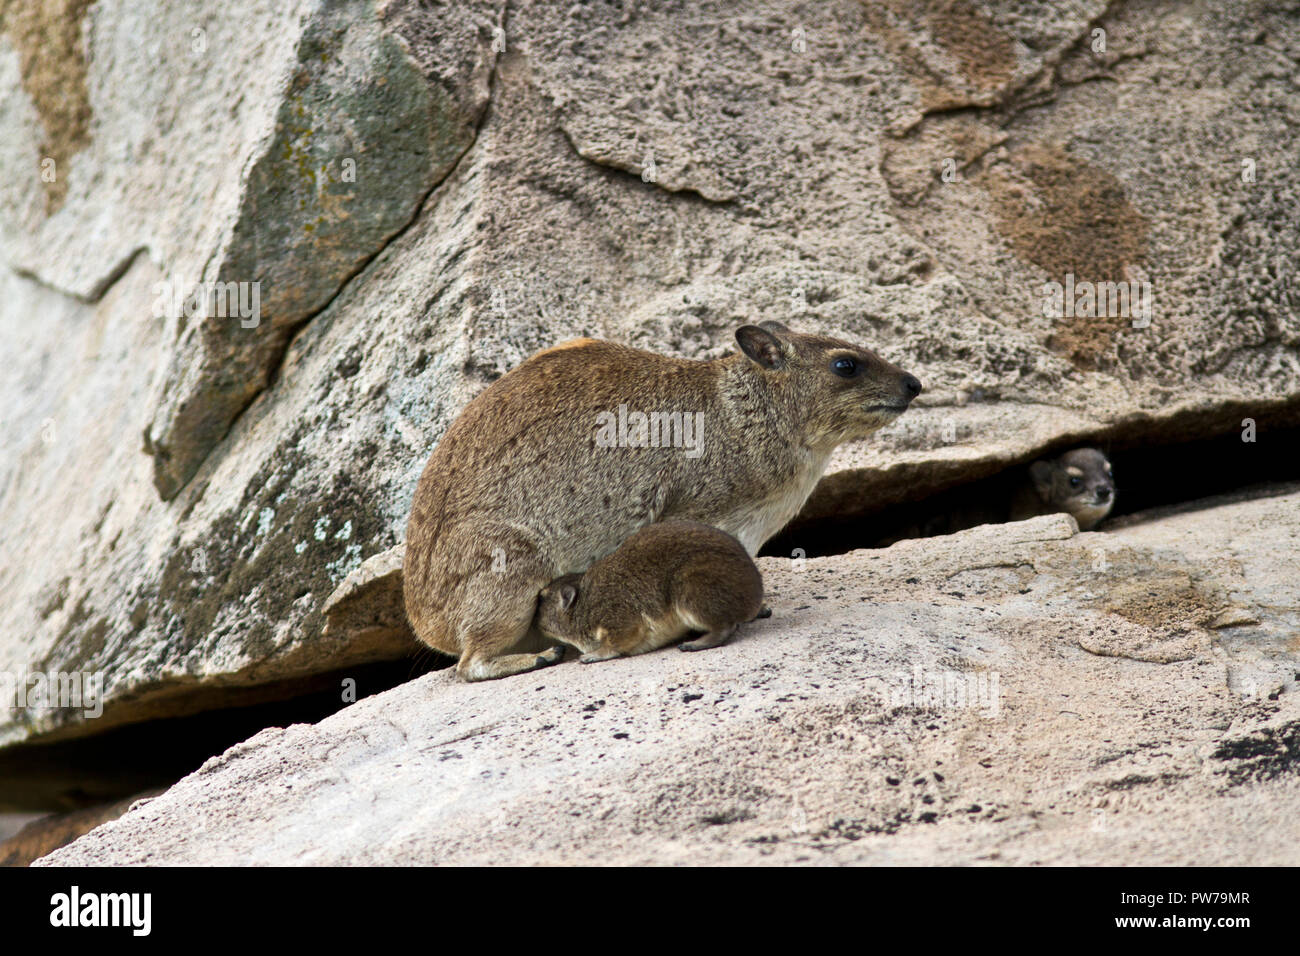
[41,491,1300,865]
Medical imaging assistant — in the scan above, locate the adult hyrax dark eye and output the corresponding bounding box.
[831,357,858,377]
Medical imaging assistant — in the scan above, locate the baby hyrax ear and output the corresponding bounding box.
[1029,460,1056,500]
[557,582,579,612]
[736,324,786,370]
[758,320,793,336]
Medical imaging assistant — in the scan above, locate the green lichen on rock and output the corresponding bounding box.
[155,424,393,671]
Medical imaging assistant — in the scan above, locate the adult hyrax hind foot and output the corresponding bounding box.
[537,521,764,662]
[457,644,565,682]
[407,521,565,682]
[679,625,737,652]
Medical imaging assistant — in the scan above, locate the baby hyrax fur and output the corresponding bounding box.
[536,521,766,662]
[404,321,922,681]
[1010,447,1115,530]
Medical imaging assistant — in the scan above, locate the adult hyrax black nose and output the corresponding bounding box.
[902,374,923,399]
[1097,486,1112,502]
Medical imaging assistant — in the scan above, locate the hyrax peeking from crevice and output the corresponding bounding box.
[536,520,766,662]
[1010,447,1115,530]
[403,320,921,681]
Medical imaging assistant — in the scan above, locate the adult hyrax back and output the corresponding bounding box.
[404,321,921,681]
[536,520,765,661]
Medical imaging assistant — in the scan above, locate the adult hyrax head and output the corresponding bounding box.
[1029,447,1115,530]
[536,520,766,662]
[403,321,920,681]
[735,321,923,447]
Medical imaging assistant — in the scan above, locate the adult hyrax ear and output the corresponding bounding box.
[736,324,786,370]
[1029,460,1056,501]
[758,320,792,336]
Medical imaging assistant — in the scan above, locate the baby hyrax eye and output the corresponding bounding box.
[1069,475,1082,488]
[831,356,858,378]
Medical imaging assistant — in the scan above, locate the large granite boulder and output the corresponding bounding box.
[1,0,1297,818]
[39,491,1300,865]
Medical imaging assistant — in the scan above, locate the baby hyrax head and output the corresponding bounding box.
[735,321,922,446]
[535,573,594,654]
[1030,447,1115,530]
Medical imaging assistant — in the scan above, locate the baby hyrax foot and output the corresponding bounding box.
[535,521,765,662]
[538,645,566,666]
[679,625,736,652]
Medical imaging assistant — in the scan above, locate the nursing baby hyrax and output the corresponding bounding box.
[403,321,922,681]
[1009,447,1115,530]
[536,521,765,661]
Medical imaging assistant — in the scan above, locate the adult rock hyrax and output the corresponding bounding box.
[536,520,766,661]
[403,321,922,681]
[1009,447,1115,530]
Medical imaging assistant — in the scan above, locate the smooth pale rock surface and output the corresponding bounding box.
[2,0,1299,768]
[40,494,1300,866]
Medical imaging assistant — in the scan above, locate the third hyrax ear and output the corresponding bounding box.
[735,325,785,370]
[1029,460,1055,499]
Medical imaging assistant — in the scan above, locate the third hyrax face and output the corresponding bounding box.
[1034,448,1115,530]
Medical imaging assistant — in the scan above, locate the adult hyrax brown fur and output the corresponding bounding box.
[403,321,922,681]
[536,521,765,661]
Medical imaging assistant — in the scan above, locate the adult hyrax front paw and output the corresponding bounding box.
[536,521,765,661]
[402,322,921,681]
